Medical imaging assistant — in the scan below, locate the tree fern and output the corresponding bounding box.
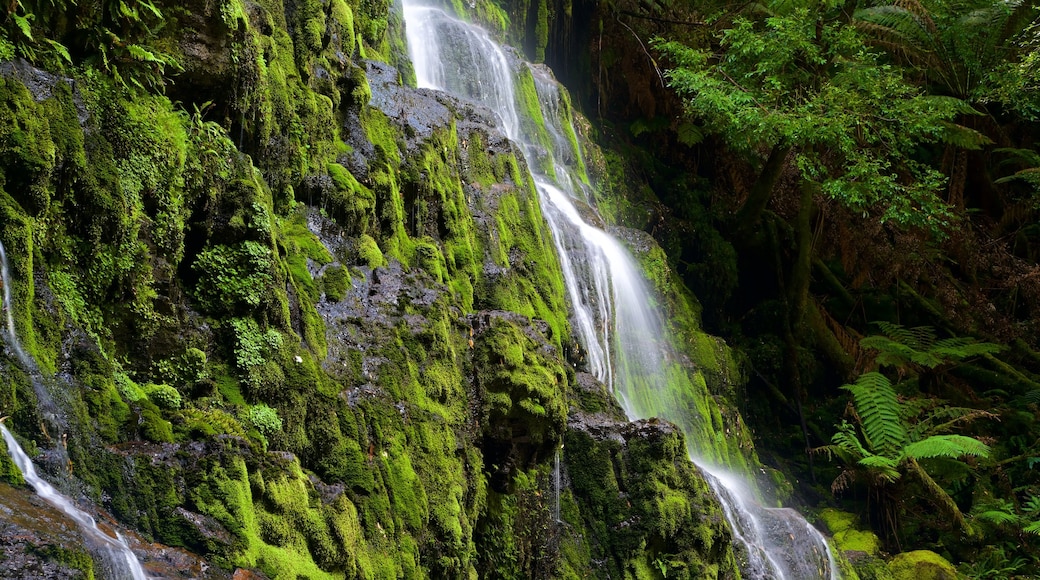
[842,372,907,456]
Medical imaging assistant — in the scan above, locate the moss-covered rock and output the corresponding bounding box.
[563,407,741,579]
[887,550,959,580]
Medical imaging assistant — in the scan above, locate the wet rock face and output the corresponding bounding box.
[0,482,91,579]
[0,481,231,579]
[565,402,741,580]
[468,310,567,491]
[362,58,516,157]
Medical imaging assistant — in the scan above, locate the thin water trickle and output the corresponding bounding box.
[403,6,840,578]
[553,447,562,524]
[0,240,148,580]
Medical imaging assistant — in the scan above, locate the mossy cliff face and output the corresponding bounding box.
[0,0,747,577]
[562,376,741,580]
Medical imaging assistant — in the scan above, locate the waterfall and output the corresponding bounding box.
[402,6,840,579]
[0,240,149,580]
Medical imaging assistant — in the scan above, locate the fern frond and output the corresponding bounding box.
[916,407,998,438]
[901,434,990,461]
[1023,494,1040,514]
[1024,520,1040,535]
[994,147,1040,168]
[676,122,704,146]
[976,510,1021,526]
[874,321,920,347]
[908,325,938,349]
[858,455,901,482]
[860,335,915,368]
[855,6,934,48]
[931,337,1003,360]
[994,167,1040,186]
[907,349,945,369]
[828,421,872,460]
[937,121,994,151]
[831,468,857,494]
[843,372,907,456]
[812,443,857,464]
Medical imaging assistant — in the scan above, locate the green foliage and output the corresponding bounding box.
[143,383,182,410]
[654,6,978,234]
[818,327,995,536]
[861,322,1003,369]
[842,372,906,458]
[192,242,274,314]
[246,404,283,436]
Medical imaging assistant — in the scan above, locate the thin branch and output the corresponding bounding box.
[615,12,666,87]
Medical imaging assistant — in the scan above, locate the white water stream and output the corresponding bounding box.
[403,6,839,578]
[0,240,148,580]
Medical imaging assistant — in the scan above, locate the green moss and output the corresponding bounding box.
[887,550,959,580]
[534,0,549,63]
[514,67,553,174]
[564,422,741,579]
[139,401,175,443]
[819,508,859,535]
[325,162,376,233]
[835,529,881,556]
[0,433,26,486]
[0,76,56,217]
[143,383,182,410]
[31,545,96,579]
[358,233,387,269]
[322,264,351,301]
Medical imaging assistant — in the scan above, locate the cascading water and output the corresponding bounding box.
[0,240,148,580]
[403,6,840,578]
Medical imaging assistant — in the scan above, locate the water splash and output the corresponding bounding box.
[0,240,148,579]
[402,6,840,578]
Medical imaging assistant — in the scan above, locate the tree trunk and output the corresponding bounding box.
[788,180,816,330]
[734,143,791,235]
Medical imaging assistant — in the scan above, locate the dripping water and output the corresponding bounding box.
[553,447,561,524]
[403,6,840,578]
[0,240,149,580]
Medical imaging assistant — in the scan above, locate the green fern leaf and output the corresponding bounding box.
[901,434,990,460]
[858,455,901,481]
[908,325,938,350]
[44,39,71,63]
[908,349,944,368]
[976,510,1021,525]
[931,337,1003,359]
[874,321,918,346]
[677,122,704,146]
[1024,520,1040,535]
[843,372,907,456]
[1024,495,1040,514]
[854,6,935,48]
[829,421,871,460]
[938,121,993,150]
[12,13,33,41]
